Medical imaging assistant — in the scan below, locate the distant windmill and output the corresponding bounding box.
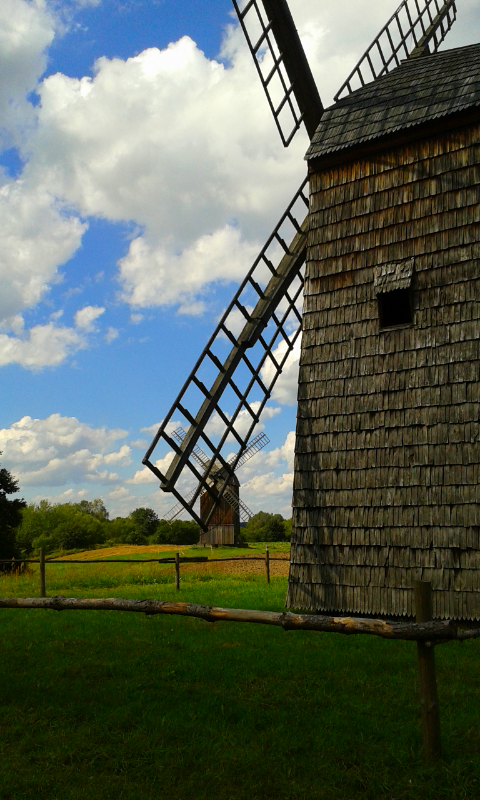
[143,1,480,621]
[163,428,269,545]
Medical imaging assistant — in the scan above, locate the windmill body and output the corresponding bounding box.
[199,473,241,545]
[289,44,480,620]
[144,0,480,619]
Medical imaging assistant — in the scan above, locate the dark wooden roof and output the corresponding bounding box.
[306,43,480,164]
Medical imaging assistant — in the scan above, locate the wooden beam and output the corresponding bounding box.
[415,581,442,764]
[0,596,463,641]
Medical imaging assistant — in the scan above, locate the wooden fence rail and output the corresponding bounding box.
[1,595,478,641]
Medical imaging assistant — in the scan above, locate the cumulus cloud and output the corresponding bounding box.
[74,304,105,331]
[127,451,174,485]
[0,414,131,486]
[17,33,306,316]
[140,420,183,438]
[261,338,300,407]
[0,180,86,325]
[104,326,119,343]
[119,225,259,310]
[0,0,54,140]
[0,322,85,369]
[238,429,296,513]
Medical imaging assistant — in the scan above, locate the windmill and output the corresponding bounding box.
[162,429,269,545]
[144,0,457,526]
[143,0,480,621]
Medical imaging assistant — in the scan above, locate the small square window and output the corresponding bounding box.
[378,288,413,328]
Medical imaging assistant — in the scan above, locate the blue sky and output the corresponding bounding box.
[1,0,479,520]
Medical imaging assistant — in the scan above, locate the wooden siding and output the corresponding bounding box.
[198,525,235,546]
[288,124,480,620]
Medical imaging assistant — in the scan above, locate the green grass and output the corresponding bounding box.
[0,549,479,800]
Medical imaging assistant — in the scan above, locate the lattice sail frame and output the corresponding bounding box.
[143,181,309,530]
[335,0,457,101]
[232,0,323,145]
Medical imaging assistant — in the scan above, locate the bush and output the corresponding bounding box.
[104,516,146,545]
[155,519,200,545]
[16,501,106,555]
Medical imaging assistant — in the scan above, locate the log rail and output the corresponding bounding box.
[0,596,478,642]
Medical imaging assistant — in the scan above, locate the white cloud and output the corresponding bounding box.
[127,451,174,485]
[129,438,148,449]
[118,224,259,310]
[0,321,85,369]
[18,33,306,314]
[261,338,300,407]
[242,470,294,498]
[0,414,130,486]
[140,420,183,438]
[104,326,118,343]
[0,180,86,325]
[74,304,105,330]
[0,0,55,140]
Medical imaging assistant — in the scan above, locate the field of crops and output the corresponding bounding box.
[0,544,479,800]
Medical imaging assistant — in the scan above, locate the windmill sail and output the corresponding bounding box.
[143,179,308,529]
[334,0,457,101]
[232,0,323,145]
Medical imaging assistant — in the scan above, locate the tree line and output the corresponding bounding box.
[1,458,291,561]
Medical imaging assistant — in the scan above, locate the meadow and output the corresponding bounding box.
[0,544,478,800]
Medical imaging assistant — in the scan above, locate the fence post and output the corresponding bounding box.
[39,548,46,598]
[265,546,270,584]
[414,580,441,765]
[175,552,180,591]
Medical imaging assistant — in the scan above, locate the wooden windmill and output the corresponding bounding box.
[144,0,480,620]
[162,429,269,545]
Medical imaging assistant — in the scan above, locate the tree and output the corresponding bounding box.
[0,458,26,567]
[243,511,288,542]
[74,498,109,522]
[104,516,139,545]
[129,507,159,540]
[155,519,200,545]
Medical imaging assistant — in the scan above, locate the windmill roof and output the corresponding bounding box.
[306,43,480,164]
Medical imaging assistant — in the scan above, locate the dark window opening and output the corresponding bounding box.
[378,288,412,328]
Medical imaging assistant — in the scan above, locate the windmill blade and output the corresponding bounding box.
[232,0,323,145]
[334,0,457,101]
[222,486,253,522]
[228,432,270,470]
[163,486,199,523]
[171,427,211,471]
[143,178,308,529]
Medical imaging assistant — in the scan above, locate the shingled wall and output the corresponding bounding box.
[287,124,480,620]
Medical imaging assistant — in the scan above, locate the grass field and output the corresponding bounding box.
[0,545,479,800]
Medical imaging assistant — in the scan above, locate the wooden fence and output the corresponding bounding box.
[2,551,478,765]
[0,546,284,596]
